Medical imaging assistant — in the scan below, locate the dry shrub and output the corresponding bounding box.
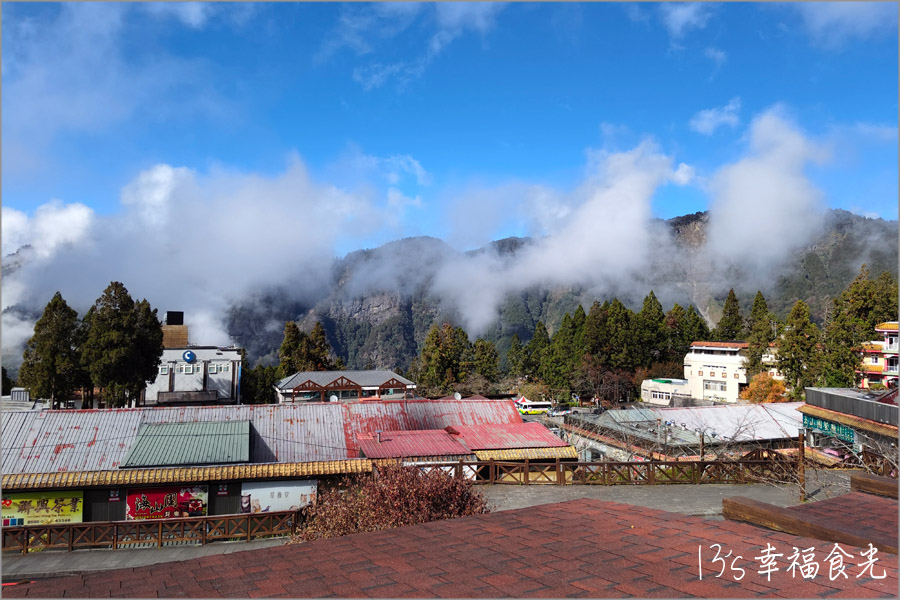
[294,464,489,542]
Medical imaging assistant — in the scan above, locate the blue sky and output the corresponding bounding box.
[1,2,898,352]
[3,3,897,248]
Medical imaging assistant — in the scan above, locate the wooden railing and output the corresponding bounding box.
[2,510,299,554]
[395,458,797,486]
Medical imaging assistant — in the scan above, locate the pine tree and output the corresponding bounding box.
[872,270,898,327]
[776,300,821,400]
[417,323,473,395]
[542,313,575,395]
[473,338,500,383]
[712,289,744,341]
[744,291,778,377]
[81,282,163,407]
[606,299,635,370]
[583,301,610,363]
[634,291,666,367]
[505,333,524,378]
[683,305,711,343]
[662,303,688,363]
[523,321,550,378]
[18,292,80,408]
[278,322,303,378]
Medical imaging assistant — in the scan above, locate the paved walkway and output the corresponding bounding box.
[5,498,896,598]
[2,470,853,582]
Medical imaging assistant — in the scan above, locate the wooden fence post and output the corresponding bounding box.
[798,431,806,502]
[489,458,495,484]
[158,521,163,548]
[247,515,252,541]
[524,459,529,485]
[22,528,28,555]
[556,458,563,485]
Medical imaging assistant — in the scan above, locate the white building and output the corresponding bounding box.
[143,346,243,406]
[640,378,691,406]
[682,341,750,403]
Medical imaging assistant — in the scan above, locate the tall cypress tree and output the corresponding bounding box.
[523,321,550,378]
[583,300,610,363]
[745,291,778,377]
[663,304,690,363]
[18,292,80,409]
[776,300,821,399]
[473,338,500,383]
[82,282,163,407]
[505,333,524,378]
[634,291,666,367]
[683,305,711,345]
[712,289,744,341]
[606,299,634,370]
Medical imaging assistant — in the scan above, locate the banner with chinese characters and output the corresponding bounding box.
[1,491,84,526]
[126,486,208,520]
[240,480,317,513]
[802,414,855,444]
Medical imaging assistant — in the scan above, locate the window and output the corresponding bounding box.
[183,364,194,375]
[221,364,229,372]
[734,373,739,379]
[703,380,727,392]
[722,372,727,378]
[159,366,169,375]
[651,391,671,401]
[208,365,218,374]
[871,356,879,365]
[698,371,703,376]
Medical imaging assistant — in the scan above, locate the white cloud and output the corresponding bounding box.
[704,47,727,67]
[705,106,827,276]
[326,3,507,90]
[142,2,216,29]
[0,154,383,363]
[849,122,899,143]
[689,97,742,135]
[433,140,689,333]
[790,2,897,48]
[1,200,95,259]
[659,3,714,39]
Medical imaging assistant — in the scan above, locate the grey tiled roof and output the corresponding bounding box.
[274,370,414,391]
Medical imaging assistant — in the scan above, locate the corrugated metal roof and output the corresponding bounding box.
[876,322,899,331]
[798,404,899,438]
[2,400,523,475]
[474,447,578,460]
[358,430,470,458]
[275,370,414,391]
[121,421,250,467]
[600,403,803,443]
[1,460,373,490]
[447,423,569,450]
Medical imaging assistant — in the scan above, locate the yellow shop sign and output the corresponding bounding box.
[1,491,84,526]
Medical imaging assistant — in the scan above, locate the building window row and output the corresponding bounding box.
[703,380,727,392]
[651,391,672,401]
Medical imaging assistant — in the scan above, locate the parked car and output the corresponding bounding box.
[548,407,572,417]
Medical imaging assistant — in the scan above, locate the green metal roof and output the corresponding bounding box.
[121,421,250,468]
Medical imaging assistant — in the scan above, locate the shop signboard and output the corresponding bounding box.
[802,414,855,444]
[126,486,208,520]
[1,491,84,526]
[240,480,317,513]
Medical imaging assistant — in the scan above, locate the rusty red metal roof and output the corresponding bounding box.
[446,422,569,450]
[357,429,472,459]
[2,399,523,474]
